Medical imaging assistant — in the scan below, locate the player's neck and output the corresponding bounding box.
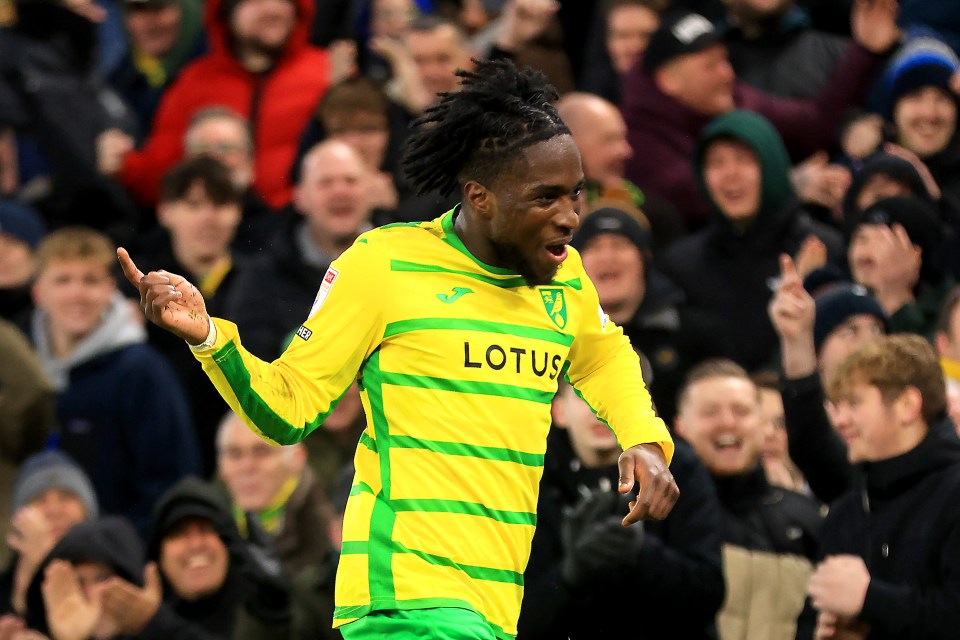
[453,205,499,267]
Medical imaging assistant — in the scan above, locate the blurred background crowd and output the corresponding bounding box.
[1,0,960,637]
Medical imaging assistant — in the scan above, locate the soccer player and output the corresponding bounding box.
[118,58,678,640]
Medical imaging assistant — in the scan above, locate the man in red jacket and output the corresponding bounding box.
[97,0,332,210]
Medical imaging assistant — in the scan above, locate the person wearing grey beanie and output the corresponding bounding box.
[10,451,99,519]
[1,450,99,617]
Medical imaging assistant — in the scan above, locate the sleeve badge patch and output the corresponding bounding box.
[296,325,313,341]
[308,266,339,319]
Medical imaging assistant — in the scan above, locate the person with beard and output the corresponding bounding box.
[223,140,373,361]
[97,0,333,210]
[658,109,843,371]
[118,58,678,639]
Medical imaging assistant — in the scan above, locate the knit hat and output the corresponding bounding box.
[813,284,888,353]
[802,265,848,297]
[11,451,98,518]
[841,152,935,228]
[147,476,239,561]
[571,207,651,254]
[883,36,960,117]
[853,196,945,283]
[0,200,46,249]
[642,11,721,75]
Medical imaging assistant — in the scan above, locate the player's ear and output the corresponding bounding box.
[463,180,496,221]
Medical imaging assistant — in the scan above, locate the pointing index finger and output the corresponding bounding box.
[779,252,801,285]
[117,247,145,286]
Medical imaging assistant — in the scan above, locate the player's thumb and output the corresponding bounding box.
[617,452,634,494]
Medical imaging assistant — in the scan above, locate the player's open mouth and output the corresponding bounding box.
[545,242,569,263]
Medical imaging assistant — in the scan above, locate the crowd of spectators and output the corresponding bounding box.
[2,0,960,637]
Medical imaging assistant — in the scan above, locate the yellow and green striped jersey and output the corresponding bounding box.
[192,208,673,639]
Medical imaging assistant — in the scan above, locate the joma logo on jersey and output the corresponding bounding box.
[463,341,563,379]
[539,288,567,329]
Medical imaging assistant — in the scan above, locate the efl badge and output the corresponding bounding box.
[308,267,339,319]
[539,288,567,329]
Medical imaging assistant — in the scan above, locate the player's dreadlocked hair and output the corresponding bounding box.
[401,58,570,197]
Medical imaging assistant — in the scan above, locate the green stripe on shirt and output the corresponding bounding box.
[384,317,574,346]
[390,260,582,291]
[212,342,342,444]
[390,435,544,466]
[380,372,554,404]
[391,498,537,526]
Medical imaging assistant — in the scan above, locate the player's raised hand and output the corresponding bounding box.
[117,248,210,345]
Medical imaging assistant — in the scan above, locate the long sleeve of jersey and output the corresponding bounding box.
[191,210,672,639]
[566,271,674,463]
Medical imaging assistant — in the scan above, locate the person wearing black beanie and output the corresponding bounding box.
[848,195,951,336]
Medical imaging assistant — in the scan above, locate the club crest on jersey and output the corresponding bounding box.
[539,288,567,329]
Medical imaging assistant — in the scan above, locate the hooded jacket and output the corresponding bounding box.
[817,418,960,639]
[30,293,200,536]
[658,110,843,370]
[117,0,330,209]
[622,43,883,226]
[141,477,291,640]
[24,516,144,636]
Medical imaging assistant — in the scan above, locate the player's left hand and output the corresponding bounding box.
[617,443,678,524]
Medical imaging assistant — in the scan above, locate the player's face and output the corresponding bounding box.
[486,135,584,286]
